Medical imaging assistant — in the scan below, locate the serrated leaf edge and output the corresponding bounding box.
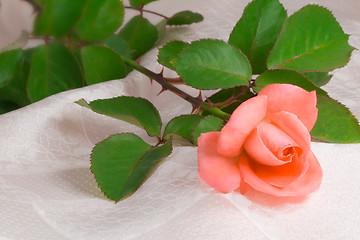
[191,115,225,145]
[166,10,204,26]
[267,4,355,71]
[162,114,203,143]
[157,40,189,70]
[311,95,360,143]
[75,96,162,137]
[175,38,252,90]
[90,134,173,202]
[254,69,328,95]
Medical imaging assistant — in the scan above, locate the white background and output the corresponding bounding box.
[0,0,360,239]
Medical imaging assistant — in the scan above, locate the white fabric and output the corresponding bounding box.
[1,0,360,239]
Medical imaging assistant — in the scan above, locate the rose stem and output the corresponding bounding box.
[121,56,230,120]
[124,6,169,20]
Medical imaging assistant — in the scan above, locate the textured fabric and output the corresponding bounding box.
[0,0,360,239]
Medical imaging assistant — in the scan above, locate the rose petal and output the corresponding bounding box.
[239,152,322,196]
[244,124,296,166]
[258,84,318,131]
[271,111,311,151]
[197,132,241,193]
[251,150,309,187]
[217,95,267,157]
[258,122,299,160]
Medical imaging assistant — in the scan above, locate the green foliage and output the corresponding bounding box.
[206,86,255,114]
[174,39,252,89]
[129,0,158,8]
[192,116,224,145]
[118,16,158,59]
[0,1,203,114]
[0,31,29,53]
[163,114,203,143]
[267,5,354,72]
[163,114,225,145]
[0,49,23,87]
[76,96,162,137]
[155,20,167,45]
[0,101,20,114]
[167,11,204,26]
[0,50,31,107]
[27,43,83,102]
[229,0,286,74]
[311,96,360,143]
[81,45,127,85]
[105,36,133,59]
[74,0,124,42]
[33,0,86,38]
[254,70,327,95]
[302,72,332,87]
[105,35,134,75]
[158,41,188,70]
[91,133,172,202]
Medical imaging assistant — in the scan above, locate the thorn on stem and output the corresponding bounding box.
[196,90,202,101]
[191,105,200,114]
[136,57,142,64]
[159,67,165,76]
[157,86,167,96]
[204,95,215,107]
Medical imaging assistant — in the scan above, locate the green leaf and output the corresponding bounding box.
[0,101,20,114]
[302,72,332,87]
[0,31,29,53]
[158,41,188,70]
[311,95,360,143]
[163,114,203,143]
[118,15,158,59]
[0,49,31,107]
[28,0,46,7]
[81,45,127,85]
[76,96,162,137]
[267,5,355,72]
[33,0,86,38]
[205,86,255,114]
[75,0,124,42]
[167,11,204,26]
[0,49,23,87]
[129,0,158,8]
[155,19,167,45]
[192,116,225,145]
[105,35,132,59]
[174,39,252,90]
[91,133,172,202]
[254,70,327,95]
[228,0,286,74]
[27,43,84,102]
[105,35,134,75]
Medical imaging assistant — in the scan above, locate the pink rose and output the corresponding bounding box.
[197,84,322,196]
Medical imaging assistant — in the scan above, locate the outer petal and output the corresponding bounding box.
[217,95,267,157]
[258,84,318,131]
[197,132,241,193]
[239,152,322,196]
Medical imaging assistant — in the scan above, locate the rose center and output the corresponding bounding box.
[277,146,302,163]
[283,146,295,156]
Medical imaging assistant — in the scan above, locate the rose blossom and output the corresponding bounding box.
[197,84,322,196]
